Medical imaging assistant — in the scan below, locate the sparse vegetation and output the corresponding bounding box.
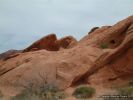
[11,72,66,100]
[117,86,133,96]
[103,82,133,100]
[11,84,65,100]
[100,43,109,49]
[73,86,95,99]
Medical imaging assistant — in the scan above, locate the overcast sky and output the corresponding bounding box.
[0,0,133,53]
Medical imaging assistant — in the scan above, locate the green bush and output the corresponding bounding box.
[11,84,66,100]
[73,86,95,99]
[100,43,109,49]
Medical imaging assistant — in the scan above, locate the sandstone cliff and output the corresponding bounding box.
[0,16,133,99]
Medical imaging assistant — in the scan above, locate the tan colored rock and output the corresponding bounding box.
[80,26,111,44]
[81,16,133,87]
[0,16,133,97]
[0,50,22,61]
[80,16,133,48]
[0,46,103,89]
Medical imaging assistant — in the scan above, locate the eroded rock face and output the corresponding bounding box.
[56,36,78,49]
[23,33,59,52]
[23,34,78,52]
[0,16,133,96]
[79,16,133,86]
[80,16,133,49]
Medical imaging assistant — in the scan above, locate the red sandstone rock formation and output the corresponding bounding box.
[0,16,133,97]
[23,33,59,52]
[23,34,78,52]
[56,36,78,49]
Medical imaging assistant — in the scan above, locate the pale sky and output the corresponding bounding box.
[0,0,133,53]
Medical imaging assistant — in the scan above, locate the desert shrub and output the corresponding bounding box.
[11,72,66,100]
[117,86,133,96]
[36,84,66,100]
[11,89,39,100]
[73,86,95,99]
[100,43,109,49]
[11,84,66,100]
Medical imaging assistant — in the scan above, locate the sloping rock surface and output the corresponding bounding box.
[0,50,22,61]
[0,16,133,95]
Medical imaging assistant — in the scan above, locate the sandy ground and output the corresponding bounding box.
[0,84,117,100]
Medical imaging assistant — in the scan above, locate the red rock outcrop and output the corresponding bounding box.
[23,34,78,52]
[23,33,59,52]
[78,16,133,86]
[0,16,133,97]
[56,36,78,49]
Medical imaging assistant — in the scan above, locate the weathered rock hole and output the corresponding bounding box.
[110,40,116,44]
